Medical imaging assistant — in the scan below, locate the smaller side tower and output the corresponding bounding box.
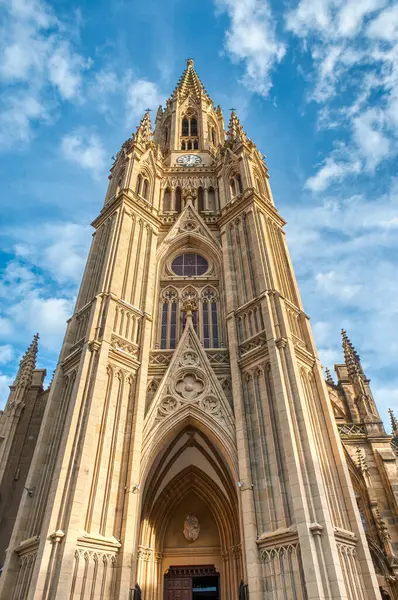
[0,335,48,566]
[325,331,398,598]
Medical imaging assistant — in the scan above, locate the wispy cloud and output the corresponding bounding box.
[61,131,107,180]
[0,0,90,148]
[215,0,285,95]
[286,0,398,186]
[126,78,165,124]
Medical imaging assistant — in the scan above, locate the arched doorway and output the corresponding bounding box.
[137,428,242,600]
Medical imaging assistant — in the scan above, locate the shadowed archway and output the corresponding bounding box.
[137,428,242,600]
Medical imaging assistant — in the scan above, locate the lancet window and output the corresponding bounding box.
[158,252,221,349]
[136,173,150,201]
[159,285,220,349]
[230,173,243,200]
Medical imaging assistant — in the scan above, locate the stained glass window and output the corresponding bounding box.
[171,254,208,277]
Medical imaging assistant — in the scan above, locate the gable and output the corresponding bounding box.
[143,319,235,446]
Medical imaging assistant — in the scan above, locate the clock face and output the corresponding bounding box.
[177,154,202,167]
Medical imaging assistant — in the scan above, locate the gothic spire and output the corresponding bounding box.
[171,58,212,103]
[14,333,39,387]
[227,111,247,144]
[133,111,153,146]
[341,329,362,378]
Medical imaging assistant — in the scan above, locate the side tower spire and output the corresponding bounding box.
[341,329,381,422]
[226,110,247,144]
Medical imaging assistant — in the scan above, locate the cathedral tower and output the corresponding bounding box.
[0,59,397,600]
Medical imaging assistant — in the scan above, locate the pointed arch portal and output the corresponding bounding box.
[137,426,242,600]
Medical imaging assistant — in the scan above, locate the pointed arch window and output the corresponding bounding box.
[142,178,149,200]
[202,287,219,348]
[229,172,243,200]
[160,288,179,349]
[136,173,142,195]
[163,188,171,212]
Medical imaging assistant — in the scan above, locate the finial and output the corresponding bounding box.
[227,110,247,143]
[388,408,397,434]
[186,58,194,67]
[324,367,335,386]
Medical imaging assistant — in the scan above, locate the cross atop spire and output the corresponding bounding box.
[171,59,211,103]
[133,111,153,146]
[227,111,247,144]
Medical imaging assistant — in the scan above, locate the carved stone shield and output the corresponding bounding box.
[183,514,200,542]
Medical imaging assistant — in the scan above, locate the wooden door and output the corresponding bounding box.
[164,576,192,600]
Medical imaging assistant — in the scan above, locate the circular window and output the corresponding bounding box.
[171,253,208,277]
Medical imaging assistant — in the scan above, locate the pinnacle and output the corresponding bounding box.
[14,333,39,388]
[324,367,335,385]
[21,333,39,364]
[388,408,397,434]
[133,111,153,146]
[341,329,361,377]
[227,110,247,143]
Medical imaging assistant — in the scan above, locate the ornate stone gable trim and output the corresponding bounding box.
[156,199,221,258]
[143,320,235,445]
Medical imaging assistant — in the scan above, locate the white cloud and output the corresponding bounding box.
[367,4,398,40]
[61,130,106,179]
[126,79,164,123]
[315,270,362,301]
[286,0,398,190]
[0,0,90,148]
[305,152,361,191]
[0,345,14,364]
[9,295,73,350]
[216,0,285,95]
[48,43,88,100]
[11,222,91,284]
[286,0,387,39]
[0,93,48,148]
[352,108,391,170]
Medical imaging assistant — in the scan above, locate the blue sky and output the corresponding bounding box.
[0,0,397,426]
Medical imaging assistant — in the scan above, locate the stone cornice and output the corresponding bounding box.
[92,191,162,230]
[218,190,286,229]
